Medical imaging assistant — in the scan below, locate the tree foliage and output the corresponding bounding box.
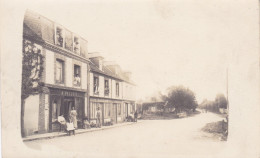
[199,93,228,113]
[215,94,228,109]
[21,39,44,137]
[21,39,44,100]
[166,86,198,112]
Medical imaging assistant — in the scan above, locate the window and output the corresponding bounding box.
[104,79,109,96]
[73,36,80,55]
[56,59,64,83]
[116,82,119,97]
[94,76,99,94]
[64,29,73,51]
[74,65,81,86]
[55,27,64,47]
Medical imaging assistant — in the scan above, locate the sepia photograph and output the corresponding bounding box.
[1,0,260,158]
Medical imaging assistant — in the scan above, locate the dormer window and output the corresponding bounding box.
[73,36,80,55]
[55,26,64,47]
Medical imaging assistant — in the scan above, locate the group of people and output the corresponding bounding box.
[57,106,139,134]
[58,107,78,134]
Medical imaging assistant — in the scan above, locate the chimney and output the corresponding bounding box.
[124,71,132,80]
[103,61,120,75]
[89,52,104,71]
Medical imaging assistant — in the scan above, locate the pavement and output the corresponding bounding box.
[23,112,227,158]
[23,121,137,142]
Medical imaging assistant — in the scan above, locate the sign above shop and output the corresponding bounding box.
[50,88,85,97]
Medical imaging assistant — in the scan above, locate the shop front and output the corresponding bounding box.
[49,88,85,132]
[90,98,124,125]
[124,101,135,116]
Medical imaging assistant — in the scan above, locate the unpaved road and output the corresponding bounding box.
[24,112,226,158]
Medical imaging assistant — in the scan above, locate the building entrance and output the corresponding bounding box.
[63,97,75,122]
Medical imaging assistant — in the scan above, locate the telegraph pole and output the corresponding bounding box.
[226,67,229,112]
[226,67,229,137]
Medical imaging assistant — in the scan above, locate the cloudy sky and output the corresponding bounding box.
[23,0,251,102]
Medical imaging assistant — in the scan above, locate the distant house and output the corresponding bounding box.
[142,102,165,113]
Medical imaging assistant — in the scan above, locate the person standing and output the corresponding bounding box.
[96,107,101,128]
[70,107,78,129]
[134,110,138,122]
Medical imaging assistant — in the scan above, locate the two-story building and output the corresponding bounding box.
[23,10,89,136]
[88,53,136,125]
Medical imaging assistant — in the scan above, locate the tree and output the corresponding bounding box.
[215,94,228,109]
[199,94,227,113]
[21,39,44,137]
[199,99,217,112]
[166,86,198,113]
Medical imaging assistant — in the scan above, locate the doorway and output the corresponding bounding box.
[63,97,75,122]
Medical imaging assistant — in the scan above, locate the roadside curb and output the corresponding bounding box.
[23,121,140,142]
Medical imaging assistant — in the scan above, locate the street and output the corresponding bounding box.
[24,112,227,158]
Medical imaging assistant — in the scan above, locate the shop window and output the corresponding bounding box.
[91,102,102,119]
[117,104,121,115]
[105,103,111,118]
[104,104,106,118]
[116,82,119,97]
[90,102,97,119]
[104,79,109,96]
[74,65,81,86]
[130,104,134,114]
[94,76,99,94]
[75,97,83,120]
[73,36,80,55]
[56,59,64,83]
[55,26,64,47]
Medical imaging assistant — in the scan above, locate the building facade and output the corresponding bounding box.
[22,10,136,136]
[88,53,136,125]
[23,10,89,136]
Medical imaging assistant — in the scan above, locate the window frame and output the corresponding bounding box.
[73,64,81,87]
[104,79,109,96]
[116,82,119,97]
[55,59,65,84]
[93,75,99,95]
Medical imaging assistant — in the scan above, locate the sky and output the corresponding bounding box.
[24,0,242,103]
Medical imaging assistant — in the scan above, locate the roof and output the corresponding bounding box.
[89,58,136,85]
[23,10,88,57]
[23,23,43,42]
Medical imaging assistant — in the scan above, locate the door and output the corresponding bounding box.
[49,95,61,131]
[113,103,117,123]
[98,103,104,125]
[63,97,74,122]
[125,103,128,117]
